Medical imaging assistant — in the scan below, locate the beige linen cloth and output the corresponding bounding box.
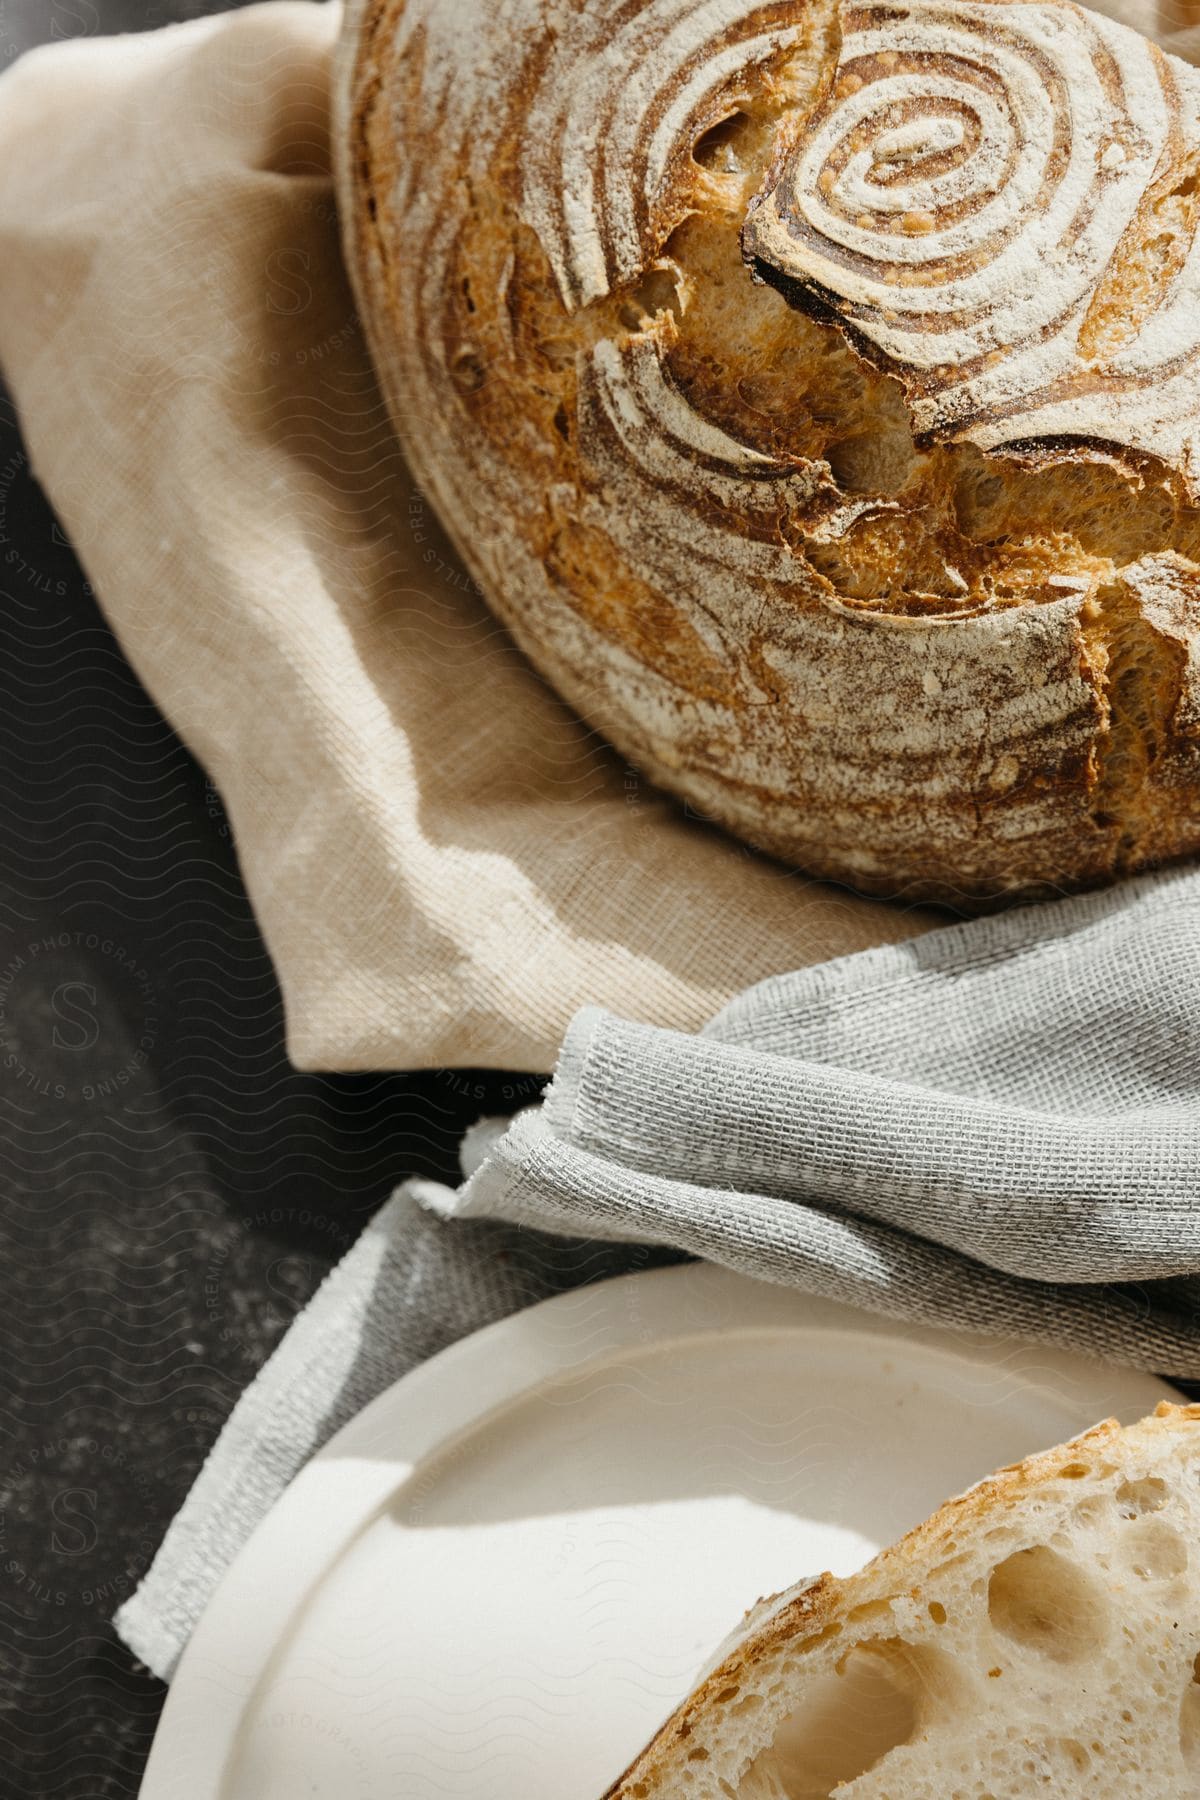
[0,0,1191,1072]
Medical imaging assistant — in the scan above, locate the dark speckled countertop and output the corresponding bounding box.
[0,5,540,1792]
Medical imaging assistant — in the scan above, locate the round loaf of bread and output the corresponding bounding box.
[334,0,1200,902]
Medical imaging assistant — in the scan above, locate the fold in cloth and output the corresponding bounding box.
[119,866,1200,1681]
[433,865,1200,1365]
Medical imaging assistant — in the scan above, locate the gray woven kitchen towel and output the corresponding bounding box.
[117,864,1200,1680]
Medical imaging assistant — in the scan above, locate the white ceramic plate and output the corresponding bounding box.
[140,1262,1176,1800]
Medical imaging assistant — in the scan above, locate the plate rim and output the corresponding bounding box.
[138,1260,1179,1799]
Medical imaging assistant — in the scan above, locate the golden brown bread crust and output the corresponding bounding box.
[334,0,1200,904]
[601,1399,1200,1798]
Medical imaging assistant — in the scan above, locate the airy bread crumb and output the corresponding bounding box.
[606,1403,1200,1799]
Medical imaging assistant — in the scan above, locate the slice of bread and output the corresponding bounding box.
[604,1402,1200,1799]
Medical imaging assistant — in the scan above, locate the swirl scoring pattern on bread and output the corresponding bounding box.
[747,1,1200,494]
[335,0,1200,902]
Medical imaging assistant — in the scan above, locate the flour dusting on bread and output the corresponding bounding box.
[336,0,1200,901]
[745,0,1200,501]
